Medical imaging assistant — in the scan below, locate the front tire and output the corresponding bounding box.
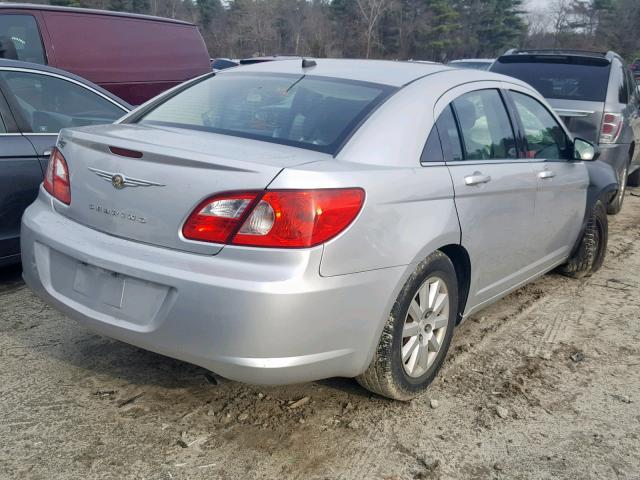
[356,251,458,401]
[559,199,608,279]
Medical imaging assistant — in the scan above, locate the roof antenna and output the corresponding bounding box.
[302,58,317,69]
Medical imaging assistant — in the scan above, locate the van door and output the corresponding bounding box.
[436,85,539,311]
[506,89,588,270]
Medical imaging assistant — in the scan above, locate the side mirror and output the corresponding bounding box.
[573,138,600,161]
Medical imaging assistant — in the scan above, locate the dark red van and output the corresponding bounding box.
[0,4,211,104]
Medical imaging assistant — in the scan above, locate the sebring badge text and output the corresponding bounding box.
[89,204,147,224]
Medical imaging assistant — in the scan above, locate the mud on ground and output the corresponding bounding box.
[1,191,639,480]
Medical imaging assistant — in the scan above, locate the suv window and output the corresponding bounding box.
[0,71,126,134]
[491,57,611,102]
[613,62,629,104]
[0,15,45,64]
[435,106,463,162]
[511,91,570,160]
[452,89,517,160]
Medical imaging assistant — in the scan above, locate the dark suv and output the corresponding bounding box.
[491,49,640,214]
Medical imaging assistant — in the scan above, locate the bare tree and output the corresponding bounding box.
[548,0,573,46]
[354,0,393,58]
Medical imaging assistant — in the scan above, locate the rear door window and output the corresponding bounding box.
[420,126,444,163]
[491,57,611,102]
[511,91,570,160]
[0,71,126,133]
[0,15,45,64]
[435,106,463,162]
[136,72,395,155]
[452,89,517,160]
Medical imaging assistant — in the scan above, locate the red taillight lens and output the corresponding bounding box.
[43,147,71,204]
[599,112,623,144]
[182,188,365,248]
[232,189,365,248]
[182,192,260,243]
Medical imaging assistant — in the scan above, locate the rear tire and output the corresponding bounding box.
[559,199,608,279]
[607,164,628,215]
[356,251,458,401]
[628,166,640,187]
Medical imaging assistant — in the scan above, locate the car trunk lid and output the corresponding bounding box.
[54,124,327,254]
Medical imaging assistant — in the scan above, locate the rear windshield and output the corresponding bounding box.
[137,72,395,154]
[492,57,611,102]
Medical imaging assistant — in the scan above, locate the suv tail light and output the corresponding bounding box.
[43,147,71,204]
[599,112,623,144]
[182,188,365,248]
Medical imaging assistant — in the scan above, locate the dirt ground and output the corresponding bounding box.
[1,191,639,480]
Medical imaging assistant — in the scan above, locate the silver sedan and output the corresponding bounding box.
[21,59,611,400]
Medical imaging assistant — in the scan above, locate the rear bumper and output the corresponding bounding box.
[21,192,404,384]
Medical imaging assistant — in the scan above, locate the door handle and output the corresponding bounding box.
[538,170,556,179]
[464,172,492,186]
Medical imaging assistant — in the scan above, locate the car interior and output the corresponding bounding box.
[0,71,125,133]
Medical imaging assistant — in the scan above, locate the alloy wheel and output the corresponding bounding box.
[401,276,450,378]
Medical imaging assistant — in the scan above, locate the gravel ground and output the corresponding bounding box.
[1,190,639,480]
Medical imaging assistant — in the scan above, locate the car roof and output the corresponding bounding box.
[221,58,489,87]
[0,3,195,25]
[0,59,132,109]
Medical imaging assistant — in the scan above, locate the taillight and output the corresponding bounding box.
[43,147,71,204]
[599,112,623,144]
[182,188,365,248]
[182,192,260,243]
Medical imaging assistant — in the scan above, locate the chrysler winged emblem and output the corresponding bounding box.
[89,168,164,189]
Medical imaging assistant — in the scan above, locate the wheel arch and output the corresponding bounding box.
[570,161,618,256]
[439,244,471,325]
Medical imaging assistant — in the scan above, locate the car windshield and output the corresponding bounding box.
[491,57,611,102]
[137,72,395,154]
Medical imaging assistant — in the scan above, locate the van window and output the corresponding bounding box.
[452,89,517,160]
[137,73,395,155]
[0,71,126,133]
[0,15,45,64]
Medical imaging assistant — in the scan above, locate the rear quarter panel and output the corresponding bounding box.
[270,162,460,277]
